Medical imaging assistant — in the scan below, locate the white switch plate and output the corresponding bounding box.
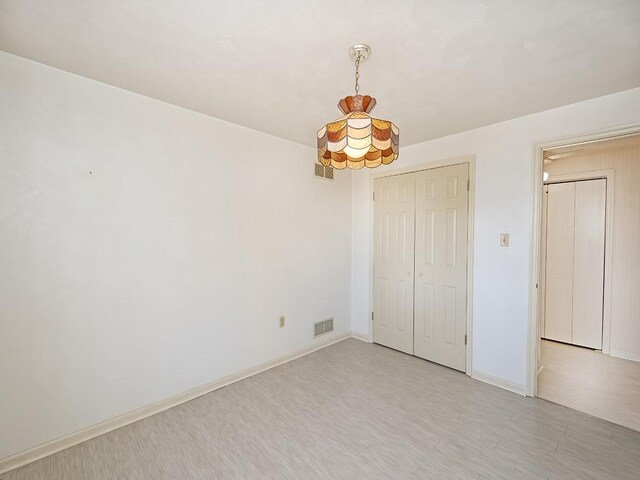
[500,233,510,247]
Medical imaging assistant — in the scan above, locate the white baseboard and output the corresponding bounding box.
[0,332,353,474]
[471,369,528,396]
[350,330,371,343]
[610,349,640,363]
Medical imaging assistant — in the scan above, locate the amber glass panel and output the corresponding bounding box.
[327,120,346,133]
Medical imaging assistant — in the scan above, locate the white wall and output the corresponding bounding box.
[546,143,640,362]
[352,87,640,389]
[0,52,352,460]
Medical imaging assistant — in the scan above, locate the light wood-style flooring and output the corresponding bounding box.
[5,338,640,479]
[538,339,640,432]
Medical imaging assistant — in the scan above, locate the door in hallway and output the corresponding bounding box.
[544,179,606,349]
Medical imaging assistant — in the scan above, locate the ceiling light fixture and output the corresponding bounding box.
[317,44,399,170]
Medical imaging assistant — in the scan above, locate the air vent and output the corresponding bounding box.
[313,318,334,338]
[314,163,334,181]
[325,166,334,180]
[324,317,333,332]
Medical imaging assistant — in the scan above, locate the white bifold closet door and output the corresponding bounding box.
[544,179,606,349]
[373,164,468,371]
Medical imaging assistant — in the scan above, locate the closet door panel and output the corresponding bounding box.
[373,175,416,354]
[414,163,468,372]
[572,179,606,349]
[544,182,575,344]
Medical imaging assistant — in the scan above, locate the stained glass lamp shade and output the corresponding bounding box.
[317,45,399,170]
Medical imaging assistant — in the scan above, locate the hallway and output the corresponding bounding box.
[538,339,640,432]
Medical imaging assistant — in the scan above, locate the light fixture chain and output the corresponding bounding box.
[354,51,361,95]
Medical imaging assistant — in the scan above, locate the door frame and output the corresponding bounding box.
[541,172,614,353]
[528,123,640,397]
[368,154,476,375]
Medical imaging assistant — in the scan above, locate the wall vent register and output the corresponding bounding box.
[314,318,334,337]
[314,162,334,180]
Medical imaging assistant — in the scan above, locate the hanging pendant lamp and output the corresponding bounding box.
[317,44,399,170]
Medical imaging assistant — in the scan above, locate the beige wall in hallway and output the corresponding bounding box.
[546,142,640,362]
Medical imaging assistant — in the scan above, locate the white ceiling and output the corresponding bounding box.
[1,0,639,147]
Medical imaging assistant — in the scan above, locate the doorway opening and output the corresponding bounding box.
[534,132,640,431]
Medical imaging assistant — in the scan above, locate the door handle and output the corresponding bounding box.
[418,272,423,277]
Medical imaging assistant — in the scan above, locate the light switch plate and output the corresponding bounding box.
[500,233,510,247]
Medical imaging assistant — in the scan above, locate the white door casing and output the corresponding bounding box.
[373,174,416,354]
[413,164,469,371]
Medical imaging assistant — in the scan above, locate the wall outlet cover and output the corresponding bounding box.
[500,233,510,247]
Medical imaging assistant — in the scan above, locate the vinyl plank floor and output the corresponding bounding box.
[4,338,640,479]
[538,339,640,432]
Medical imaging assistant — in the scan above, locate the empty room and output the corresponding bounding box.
[1,1,640,479]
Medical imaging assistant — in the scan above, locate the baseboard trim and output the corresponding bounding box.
[610,349,640,363]
[350,330,371,343]
[471,369,528,396]
[0,332,353,474]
